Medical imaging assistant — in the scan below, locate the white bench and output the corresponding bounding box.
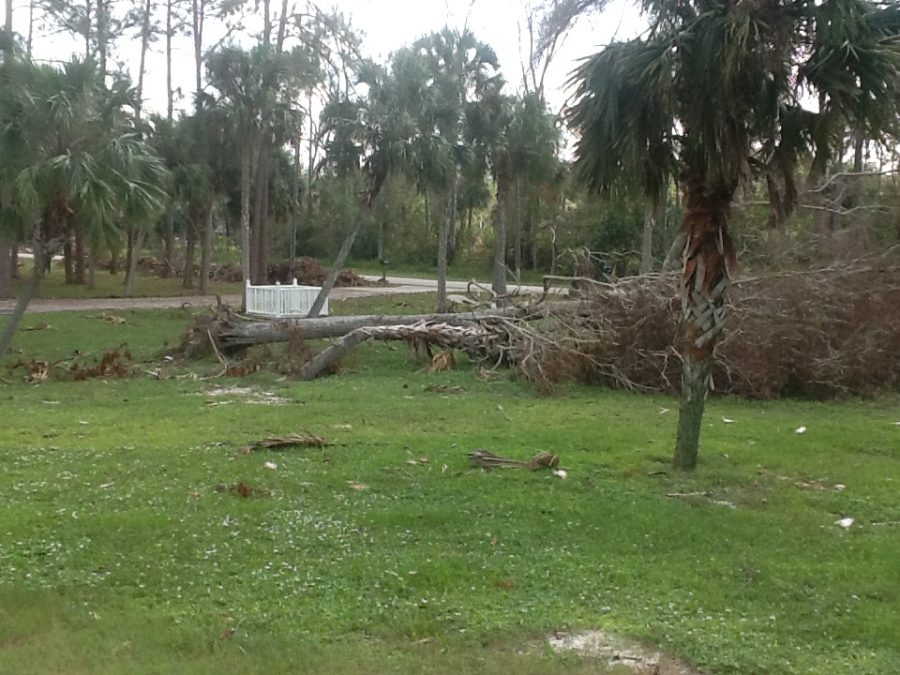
[245,280,328,317]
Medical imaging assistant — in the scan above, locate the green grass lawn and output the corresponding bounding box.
[9,260,245,300]
[1,301,898,674]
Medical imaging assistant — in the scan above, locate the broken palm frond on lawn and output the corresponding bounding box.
[239,432,328,454]
[469,450,561,471]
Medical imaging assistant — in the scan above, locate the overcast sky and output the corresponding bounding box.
[12,0,645,116]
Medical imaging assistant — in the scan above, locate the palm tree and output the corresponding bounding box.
[0,57,169,357]
[307,61,432,318]
[465,81,515,298]
[411,29,500,312]
[568,0,900,470]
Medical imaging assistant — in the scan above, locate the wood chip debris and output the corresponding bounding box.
[239,432,328,454]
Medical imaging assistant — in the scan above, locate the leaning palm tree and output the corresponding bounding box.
[0,58,169,357]
[568,0,900,469]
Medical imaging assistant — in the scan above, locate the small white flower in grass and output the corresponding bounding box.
[263,461,277,470]
[835,517,854,529]
[795,426,807,434]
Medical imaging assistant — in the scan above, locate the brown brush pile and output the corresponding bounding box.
[267,258,369,287]
[519,257,900,399]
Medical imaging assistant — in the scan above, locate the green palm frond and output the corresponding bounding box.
[568,37,677,202]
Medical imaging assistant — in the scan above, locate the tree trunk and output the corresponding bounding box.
[124,227,144,297]
[289,138,300,277]
[162,201,175,277]
[11,243,18,278]
[74,224,86,283]
[0,230,57,357]
[124,227,136,284]
[220,304,542,348]
[166,0,174,121]
[87,245,96,289]
[436,190,452,313]
[135,0,152,117]
[183,225,196,288]
[256,144,270,283]
[672,181,734,471]
[640,201,654,275]
[0,239,12,299]
[96,0,108,76]
[26,0,33,58]
[199,209,213,295]
[4,0,12,33]
[241,142,251,310]
[307,206,366,318]
[492,177,509,298]
[513,176,523,278]
[673,355,711,471]
[63,226,74,283]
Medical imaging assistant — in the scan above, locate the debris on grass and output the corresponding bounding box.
[263,461,278,471]
[215,481,270,498]
[665,491,736,509]
[70,346,133,380]
[239,432,328,454]
[423,384,465,395]
[23,321,53,332]
[835,517,855,529]
[468,450,560,471]
[87,313,127,325]
[548,629,702,674]
[425,350,456,373]
[346,481,367,491]
[26,360,50,382]
[203,386,290,406]
[795,426,808,434]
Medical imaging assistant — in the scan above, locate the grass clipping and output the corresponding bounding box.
[518,256,900,399]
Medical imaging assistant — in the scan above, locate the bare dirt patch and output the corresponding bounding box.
[548,630,703,674]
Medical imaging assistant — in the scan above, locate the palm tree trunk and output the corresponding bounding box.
[436,190,452,313]
[87,245,96,289]
[124,227,145,297]
[672,181,734,470]
[640,201,654,274]
[63,226,75,283]
[74,224,86,283]
[124,228,135,283]
[162,201,175,277]
[199,208,213,295]
[492,176,509,298]
[183,225,196,289]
